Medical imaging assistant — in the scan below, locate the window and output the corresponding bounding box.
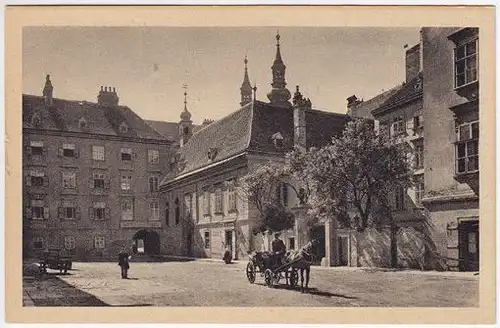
[30,170,45,186]
[395,186,405,211]
[93,173,105,189]
[414,144,424,169]
[62,172,76,189]
[31,200,45,220]
[121,175,132,190]
[33,236,44,249]
[391,116,405,136]
[59,201,76,220]
[204,231,211,249]
[30,141,44,156]
[184,194,192,219]
[92,146,105,161]
[214,187,223,213]
[202,190,210,216]
[415,180,425,206]
[119,122,128,133]
[64,236,76,250]
[456,121,479,174]
[289,237,295,250]
[93,202,107,220]
[175,198,180,225]
[150,202,160,221]
[455,38,478,88]
[121,148,132,161]
[165,201,170,226]
[413,115,423,129]
[62,143,76,157]
[282,184,289,207]
[228,182,237,212]
[148,149,159,164]
[79,118,87,129]
[121,199,134,221]
[94,236,105,249]
[149,177,159,192]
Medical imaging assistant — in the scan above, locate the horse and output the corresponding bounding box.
[284,239,318,293]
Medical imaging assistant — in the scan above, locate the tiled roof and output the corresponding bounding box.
[371,75,423,116]
[350,86,402,119]
[23,94,166,141]
[161,101,349,185]
[145,120,205,142]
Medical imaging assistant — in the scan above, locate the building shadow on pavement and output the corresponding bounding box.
[24,275,109,306]
[255,283,359,300]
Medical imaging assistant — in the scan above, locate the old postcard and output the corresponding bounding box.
[4,5,496,325]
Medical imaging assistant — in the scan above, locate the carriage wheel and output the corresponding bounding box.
[264,269,274,288]
[288,269,298,288]
[246,262,256,284]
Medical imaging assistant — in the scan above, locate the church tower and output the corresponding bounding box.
[179,85,193,147]
[42,74,53,107]
[240,55,253,107]
[267,32,292,107]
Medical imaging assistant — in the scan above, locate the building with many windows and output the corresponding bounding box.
[22,77,181,260]
[159,34,350,261]
[344,27,479,271]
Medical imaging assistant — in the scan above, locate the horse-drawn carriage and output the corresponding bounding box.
[246,251,300,288]
[246,240,317,290]
[39,248,72,274]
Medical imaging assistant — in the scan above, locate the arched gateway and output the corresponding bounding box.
[133,230,160,255]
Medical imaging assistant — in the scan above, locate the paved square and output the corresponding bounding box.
[24,260,479,307]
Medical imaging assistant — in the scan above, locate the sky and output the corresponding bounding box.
[23,27,421,124]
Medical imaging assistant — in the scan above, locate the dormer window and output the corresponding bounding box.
[119,122,128,133]
[79,118,87,129]
[208,147,218,161]
[31,113,41,127]
[271,132,284,149]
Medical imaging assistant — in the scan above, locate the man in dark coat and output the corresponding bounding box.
[118,247,131,279]
[271,233,286,267]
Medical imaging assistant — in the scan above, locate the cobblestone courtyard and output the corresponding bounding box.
[23,260,479,307]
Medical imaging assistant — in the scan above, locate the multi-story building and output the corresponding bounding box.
[159,34,350,261]
[420,27,479,272]
[343,27,479,271]
[22,77,180,260]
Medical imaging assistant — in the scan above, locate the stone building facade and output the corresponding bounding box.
[344,27,479,271]
[160,34,350,262]
[22,77,182,260]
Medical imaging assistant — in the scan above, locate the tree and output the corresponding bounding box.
[287,118,413,267]
[239,162,295,234]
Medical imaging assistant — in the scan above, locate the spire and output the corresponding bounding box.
[180,83,192,121]
[240,55,253,107]
[267,31,291,107]
[42,74,53,106]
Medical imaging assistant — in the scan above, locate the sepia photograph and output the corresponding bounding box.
[5,5,496,325]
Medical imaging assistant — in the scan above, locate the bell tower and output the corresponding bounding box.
[42,74,53,107]
[179,84,193,147]
[240,55,253,107]
[266,32,292,108]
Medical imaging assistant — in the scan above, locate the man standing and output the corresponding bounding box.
[271,233,286,267]
[118,247,131,279]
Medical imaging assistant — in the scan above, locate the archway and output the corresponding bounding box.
[133,230,160,255]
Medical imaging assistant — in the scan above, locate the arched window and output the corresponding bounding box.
[165,202,170,226]
[175,198,180,225]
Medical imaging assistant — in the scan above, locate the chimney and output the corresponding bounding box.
[293,85,310,152]
[42,74,53,107]
[97,86,119,107]
[346,95,363,116]
[405,44,421,82]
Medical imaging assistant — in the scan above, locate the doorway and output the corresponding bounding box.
[225,230,233,258]
[311,225,326,265]
[337,235,350,266]
[458,220,479,271]
[133,230,160,255]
